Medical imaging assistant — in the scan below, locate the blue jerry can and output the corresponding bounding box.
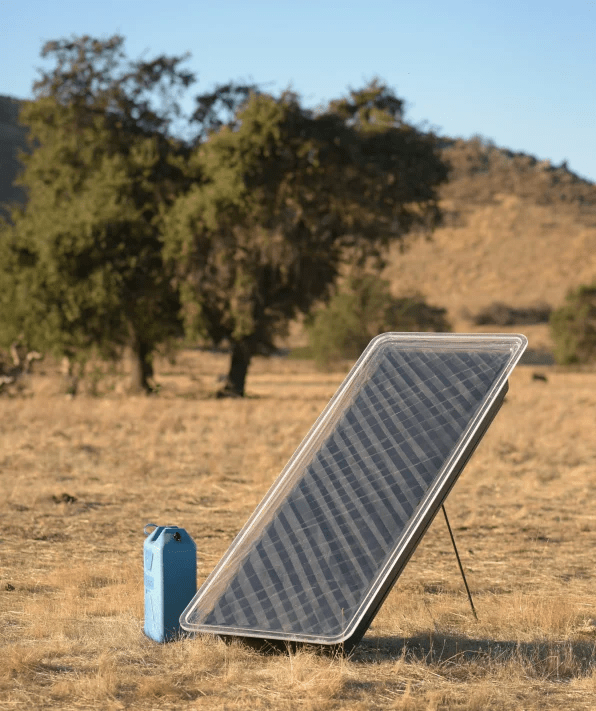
[144,523,197,643]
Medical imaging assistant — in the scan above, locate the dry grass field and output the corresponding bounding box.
[2,349,596,710]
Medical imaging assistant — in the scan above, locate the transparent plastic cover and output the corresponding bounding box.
[181,333,527,645]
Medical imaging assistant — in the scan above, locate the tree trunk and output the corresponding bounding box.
[128,333,154,394]
[60,355,78,397]
[217,340,252,398]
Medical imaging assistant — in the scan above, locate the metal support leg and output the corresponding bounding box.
[442,505,478,621]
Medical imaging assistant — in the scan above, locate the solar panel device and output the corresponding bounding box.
[181,333,528,652]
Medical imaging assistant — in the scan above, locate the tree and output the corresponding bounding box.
[0,35,194,392]
[162,80,448,396]
[550,283,596,364]
[307,274,451,368]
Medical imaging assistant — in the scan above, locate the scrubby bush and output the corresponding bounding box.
[550,283,596,365]
[307,274,450,368]
[472,301,551,326]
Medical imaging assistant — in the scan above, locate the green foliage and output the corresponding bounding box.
[550,283,596,365]
[307,274,451,368]
[1,48,449,397]
[0,95,28,224]
[0,35,193,391]
[162,79,448,394]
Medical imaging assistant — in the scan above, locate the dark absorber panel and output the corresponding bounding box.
[181,333,527,649]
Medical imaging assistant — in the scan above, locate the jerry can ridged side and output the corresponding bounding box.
[144,523,197,643]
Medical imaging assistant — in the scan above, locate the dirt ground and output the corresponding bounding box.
[1,350,596,710]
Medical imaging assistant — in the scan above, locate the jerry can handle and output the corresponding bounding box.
[144,522,159,536]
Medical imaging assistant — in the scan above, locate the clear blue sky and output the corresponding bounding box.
[1,0,595,182]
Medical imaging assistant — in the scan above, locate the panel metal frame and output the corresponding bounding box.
[180,333,527,650]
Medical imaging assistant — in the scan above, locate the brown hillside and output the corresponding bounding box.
[383,138,596,347]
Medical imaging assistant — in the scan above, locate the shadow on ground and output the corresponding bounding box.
[354,633,596,678]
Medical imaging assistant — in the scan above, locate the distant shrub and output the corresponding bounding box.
[550,283,596,364]
[472,301,552,326]
[307,275,450,368]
